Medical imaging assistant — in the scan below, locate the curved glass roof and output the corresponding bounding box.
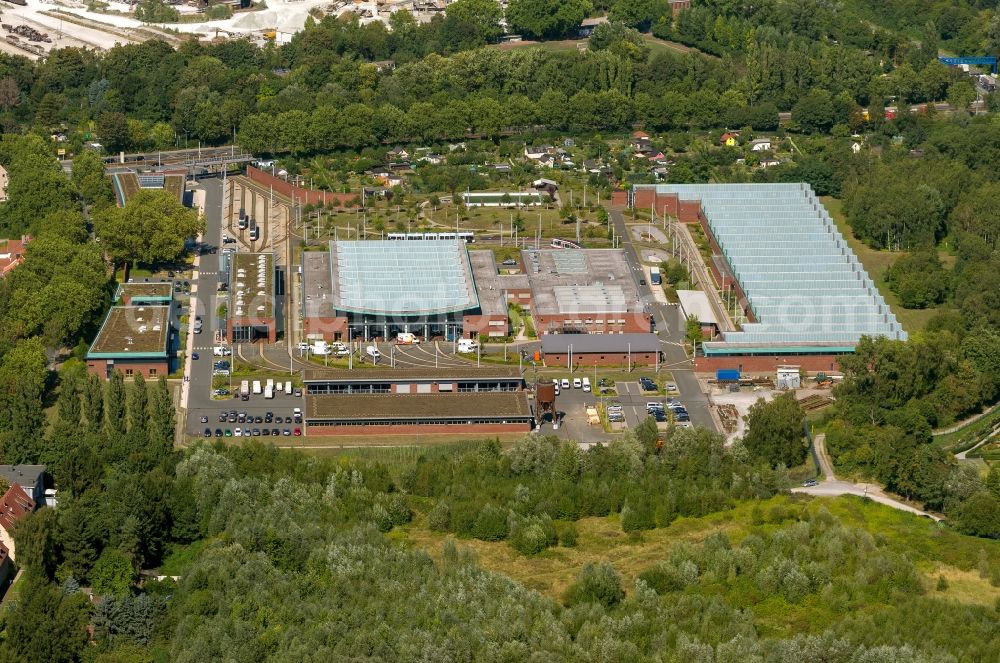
[331,240,479,316]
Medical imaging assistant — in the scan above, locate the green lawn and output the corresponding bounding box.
[821,197,942,332]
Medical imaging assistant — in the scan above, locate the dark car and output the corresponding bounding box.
[192,353,199,360]
[237,413,246,423]
[241,393,249,401]
[200,415,208,423]
[219,413,227,422]
[254,416,263,424]
[639,278,646,286]
[203,428,212,438]
[272,428,280,436]
[262,428,271,436]
[252,428,261,436]
[215,428,223,437]
[639,377,657,391]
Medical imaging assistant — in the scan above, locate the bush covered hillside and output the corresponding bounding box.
[5,430,1000,662]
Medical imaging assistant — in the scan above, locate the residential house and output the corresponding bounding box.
[524,145,552,161]
[533,178,559,195]
[417,153,443,165]
[720,132,739,147]
[387,146,409,161]
[0,484,36,561]
[582,159,612,176]
[759,158,782,169]
[563,138,576,148]
[850,142,863,154]
[749,138,773,152]
[670,0,691,16]
[0,465,46,504]
[0,541,10,587]
[538,154,556,169]
[492,163,512,175]
[0,235,29,277]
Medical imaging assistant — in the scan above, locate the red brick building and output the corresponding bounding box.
[86,305,172,379]
[542,333,661,368]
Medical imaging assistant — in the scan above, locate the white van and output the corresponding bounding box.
[312,340,331,355]
[582,377,591,392]
[213,346,231,356]
[331,342,350,356]
[284,381,292,394]
[396,332,419,345]
[252,380,262,394]
[366,345,381,362]
[457,339,479,353]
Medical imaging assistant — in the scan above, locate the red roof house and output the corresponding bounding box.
[0,484,36,560]
[0,235,30,277]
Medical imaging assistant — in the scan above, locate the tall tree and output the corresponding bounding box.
[150,376,175,456]
[83,373,104,434]
[128,373,148,436]
[93,189,204,269]
[743,393,807,468]
[105,370,127,437]
[0,573,89,663]
[0,337,48,464]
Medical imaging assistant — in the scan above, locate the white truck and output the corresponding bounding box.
[312,340,331,355]
[252,380,262,394]
[457,339,479,353]
[213,346,231,356]
[284,381,292,394]
[396,332,419,345]
[264,384,274,399]
[240,380,250,398]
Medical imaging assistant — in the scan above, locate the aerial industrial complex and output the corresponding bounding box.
[630,182,906,371]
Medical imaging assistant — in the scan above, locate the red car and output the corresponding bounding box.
[293,427,302,436]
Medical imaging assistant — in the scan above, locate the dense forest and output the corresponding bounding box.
[0,1,998,660]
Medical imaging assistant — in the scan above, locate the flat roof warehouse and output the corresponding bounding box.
[87,306,170,357]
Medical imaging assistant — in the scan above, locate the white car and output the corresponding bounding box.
[582,377,591,392]
[296,342,310,351]
[561,378,571,389]
[234,427,242,437]
[572,378,582,389]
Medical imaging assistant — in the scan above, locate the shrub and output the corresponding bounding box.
[559,522,578,547]
[936,575,949,591]
[509,514,557,555]
[472,504,509,541]
[427,501,451,532]
[564,562,625,609]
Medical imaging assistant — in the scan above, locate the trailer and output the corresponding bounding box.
[264,385,274,399]
[650,266,662,285]
[240,380,249,397]
[252,380,262,394]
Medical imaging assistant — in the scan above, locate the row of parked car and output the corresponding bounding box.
[555,377,591,395]
[647,400,690,423]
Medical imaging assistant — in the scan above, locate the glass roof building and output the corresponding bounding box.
[635,183,906,356]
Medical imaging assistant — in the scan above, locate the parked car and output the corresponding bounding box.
[572,378,582,389]
[802,479,819,488]
[561,378,571,389]
[192,352,200,360]
[200,415,208,423]
[215,428,223,437]
[203,428,212,438]
[639,377,657,391]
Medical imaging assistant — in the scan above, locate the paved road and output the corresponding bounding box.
[610,208,716,432]
[792,434,943,521]
[183,176,303,437]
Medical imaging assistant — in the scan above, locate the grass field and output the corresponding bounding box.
[400,493,1000,615]
[821,197,942,332]
[934,404,1000,452]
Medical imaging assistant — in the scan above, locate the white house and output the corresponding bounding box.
[750,138,772,152]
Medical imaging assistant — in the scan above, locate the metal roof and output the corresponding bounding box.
[303,366,523,383]
[638,183,906,351]
[331,240,479,316]
[541,333,660,354]
[676,290,718,325]
[305,392,532,421]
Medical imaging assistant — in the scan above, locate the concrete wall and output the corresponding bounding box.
[544,351,659,367]
[695,354,844,374]
[86,359,169,380]
[306,422,532,436]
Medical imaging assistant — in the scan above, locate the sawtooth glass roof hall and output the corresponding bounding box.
[632,182,905,362]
